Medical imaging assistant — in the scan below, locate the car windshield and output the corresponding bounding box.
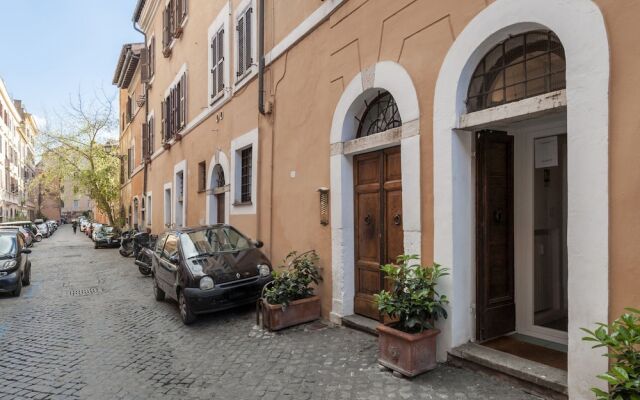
[0,235,17,258]
[37,224,47,230]
[181,226,253,258]
[100,226,114,234]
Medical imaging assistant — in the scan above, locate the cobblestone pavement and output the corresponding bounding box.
[0,226,540,400]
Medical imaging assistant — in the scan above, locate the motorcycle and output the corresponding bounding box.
[133,232,157,276]
[119,229,137,257]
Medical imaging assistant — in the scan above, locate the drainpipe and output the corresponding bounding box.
[133,20,149,224]
[258,0,266,115]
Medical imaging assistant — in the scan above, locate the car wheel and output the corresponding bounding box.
[22,263,31,286]
[153,276,165,301]
[178,291,196,325]
[35,236,42,242]
[12,278,22,297]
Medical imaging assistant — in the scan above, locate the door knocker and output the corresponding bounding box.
[393,213,402,226]
[364,214,372,225]
[493,209,503,223]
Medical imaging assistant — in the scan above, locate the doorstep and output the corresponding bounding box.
[341,314,379,336]
[448,343,568,400]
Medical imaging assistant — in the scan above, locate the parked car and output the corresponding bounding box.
[0,221,41,243]
[93,226,121,249]
[90,224,103,241]
[46,220,57,234]
[37,223,50,238]
[0,229,32,297]
[152,225,273,324]
[80,219,89,232]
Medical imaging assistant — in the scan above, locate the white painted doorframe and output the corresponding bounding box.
[512,114,568,345]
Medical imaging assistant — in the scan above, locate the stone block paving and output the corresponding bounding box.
[0,226,540,399]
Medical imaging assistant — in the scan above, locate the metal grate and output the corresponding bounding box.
[68,287,100,297]
[240,147,252,203]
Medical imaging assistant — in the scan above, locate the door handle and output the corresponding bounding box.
[364,214,372,225]
[393,213,402,226]
[493,209,503,223]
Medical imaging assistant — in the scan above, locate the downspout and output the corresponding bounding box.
[258,0,266,115]
[133,20,149,227]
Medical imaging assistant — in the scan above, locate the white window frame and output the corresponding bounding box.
[208,3,230,106]
[146,192,152,226]
[234,0,258,88]
[173,160,187,227]
[163,182,172,228]
[147,110,155,157]
[230,128,258,215]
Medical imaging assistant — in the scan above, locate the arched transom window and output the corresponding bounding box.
[467,30,565,112]
[357,91,402,138]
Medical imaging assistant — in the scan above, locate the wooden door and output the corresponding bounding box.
[216,193,225,224]
[354,147,403,320]
[476,131,515,341]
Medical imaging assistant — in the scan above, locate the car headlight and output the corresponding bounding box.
[0,260,17,272]
[257,264,271,277]
[199,276,214,290]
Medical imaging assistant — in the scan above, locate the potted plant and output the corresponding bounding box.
[260,250,322,331]
[582,308,640,400]
[374,254,449,377]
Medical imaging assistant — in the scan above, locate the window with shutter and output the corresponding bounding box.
[142,123,148,158]
[149,116,155,154]
[240,146,252,203]
[210,35,218,98]
[160,100,166,141]
[162,7,171,55]
[181,0,188,20]
[149,37,155,78]
[217,29,224,92]
[179,74,186,129]
[245,8,252,72]
[237,15,245,77]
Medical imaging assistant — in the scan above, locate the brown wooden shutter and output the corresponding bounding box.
[149,37,155,77]
[163,7,170,50]
[149,116,154,153]
[181,0,188,20]
[245,8,252,71]
[140,47,150,83]
[237,15,245,77]
[179,74,186,128]
[142,123,149,158]
[217,29,224,91]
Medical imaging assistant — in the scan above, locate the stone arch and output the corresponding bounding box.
[329,61,421,323]
[432,1,609,397]
[205,150,230,225]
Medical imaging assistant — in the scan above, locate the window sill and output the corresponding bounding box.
[234,68,257,92]
[233,201,252,207]
[209,91,225,106]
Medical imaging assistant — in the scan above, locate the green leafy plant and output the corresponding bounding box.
[582,308,640,400]
[263,250,322,308]
[374,254,449,333]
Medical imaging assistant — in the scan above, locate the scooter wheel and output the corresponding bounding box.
[138,266,151,276]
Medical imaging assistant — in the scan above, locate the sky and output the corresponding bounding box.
[0,1,142,126]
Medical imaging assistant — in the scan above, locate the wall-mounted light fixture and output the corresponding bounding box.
[317,187,329,226]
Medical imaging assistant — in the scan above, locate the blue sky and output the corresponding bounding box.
[0,1,142,123]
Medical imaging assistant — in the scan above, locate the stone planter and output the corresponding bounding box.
[262,295,321,331]
[377,324,440,377]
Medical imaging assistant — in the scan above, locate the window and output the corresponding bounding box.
[126,96,132,123]
[198,161,206,192]
[148,37,155,78]
[162,72,187,142]
[236,5,253,79]
[240,147,252,203]
[146,194,152,225]
[163,187,172,227]
[467,30,565,112]
[357,91,402,138]
[161,234,178,261]
[127,147,134,177]
[73,200,79,209]
[210,27,225,101]
[162,0,188,56]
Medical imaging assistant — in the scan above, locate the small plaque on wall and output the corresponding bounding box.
[535,136,558,168]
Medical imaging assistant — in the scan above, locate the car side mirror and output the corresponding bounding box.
[254,240,264,248]
[169,253,180,264]
[21,248,32,254]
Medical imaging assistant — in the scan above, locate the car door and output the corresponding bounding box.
[16,234,26,275]
[157,234,179,298]
[152,233,167,274]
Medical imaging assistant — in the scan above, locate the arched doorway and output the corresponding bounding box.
[432,1,609,397]
[206,151,230,225]
[329,61,421,323]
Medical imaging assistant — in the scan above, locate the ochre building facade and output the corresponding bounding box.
[114,1,639,398]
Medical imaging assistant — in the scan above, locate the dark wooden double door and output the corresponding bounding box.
[476,131,516,341]
[354,147,403,320]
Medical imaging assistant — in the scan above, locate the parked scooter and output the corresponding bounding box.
[133,232,157,276]
[119,229,137,257]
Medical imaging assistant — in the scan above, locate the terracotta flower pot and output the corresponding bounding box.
[377,324,440,377]
[262,295,321,331]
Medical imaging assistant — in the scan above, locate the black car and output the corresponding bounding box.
[152,225,273,324]
[94,225,121,249]
[0,229,32,297]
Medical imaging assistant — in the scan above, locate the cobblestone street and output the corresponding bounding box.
[0,226,539,400]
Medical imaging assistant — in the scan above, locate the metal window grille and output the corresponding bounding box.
[240,147,252,203]
[356,91,402,138]
[466,30,565,112]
